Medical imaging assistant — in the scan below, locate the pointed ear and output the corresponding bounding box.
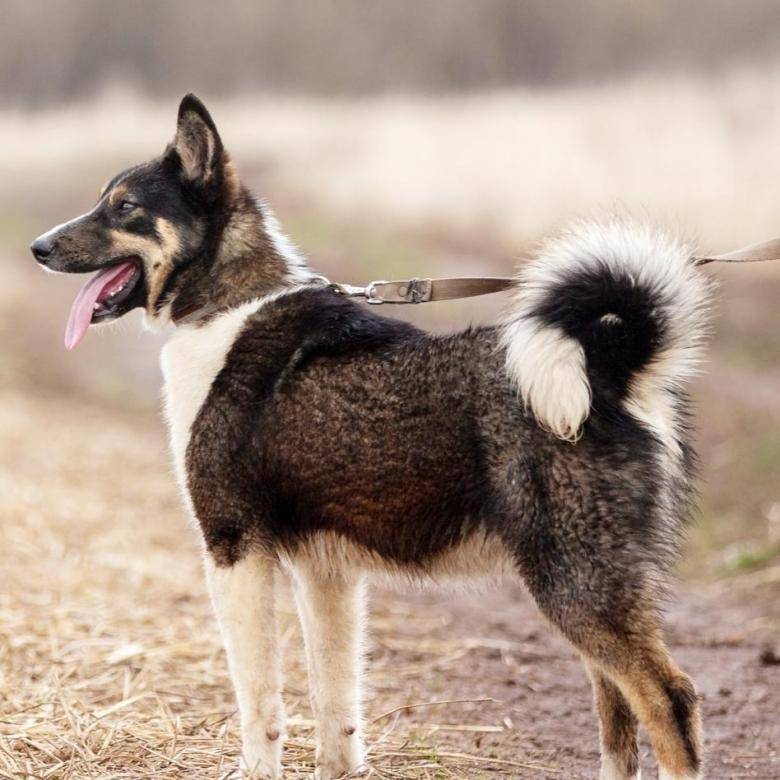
[169,94,223,183]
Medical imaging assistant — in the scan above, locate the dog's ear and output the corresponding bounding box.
[168,94,224,183]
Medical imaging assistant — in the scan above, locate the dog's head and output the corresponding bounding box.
[31,94,243,348]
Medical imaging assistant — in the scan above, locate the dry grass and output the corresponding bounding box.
[0,390,563,779]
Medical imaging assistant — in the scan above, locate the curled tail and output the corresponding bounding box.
[500,219,715,442]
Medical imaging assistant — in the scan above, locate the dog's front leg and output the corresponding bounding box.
[291,566,366,779]
[206,554,285,779]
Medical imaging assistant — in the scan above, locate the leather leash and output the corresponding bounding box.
[172,236,780,323]
[328,277,514,305]
[693,236,780,266]
[332,236,780,306]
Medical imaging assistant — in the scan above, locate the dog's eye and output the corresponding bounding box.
[116,200,137,213]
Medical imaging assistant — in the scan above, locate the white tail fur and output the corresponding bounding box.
[500,218,714,443]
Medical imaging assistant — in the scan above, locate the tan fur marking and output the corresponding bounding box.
[223,158,241,201]
[107,184,128,207]
[109,217,182,320]
[216,207,268,268]
[148,218,182,315]
[599,642,701,778]
[107,228,157,259]
[156,217,182,256]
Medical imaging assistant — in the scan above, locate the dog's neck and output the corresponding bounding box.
[168,185,313,325]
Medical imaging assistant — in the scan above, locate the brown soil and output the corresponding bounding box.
[373,578,779,779]
[0,388,777,779]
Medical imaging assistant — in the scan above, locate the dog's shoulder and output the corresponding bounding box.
[229,286,425,378]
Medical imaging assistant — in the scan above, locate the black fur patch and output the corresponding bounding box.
[665,677,701,772]
[531,262,665,403]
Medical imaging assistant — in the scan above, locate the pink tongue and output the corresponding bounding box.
[64,261,137,350]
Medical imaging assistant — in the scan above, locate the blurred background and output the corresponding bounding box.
[1,2,778,777]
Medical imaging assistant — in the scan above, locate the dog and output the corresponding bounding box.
[31,94,712,780]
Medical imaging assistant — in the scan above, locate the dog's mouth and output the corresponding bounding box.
[64,259,144,350]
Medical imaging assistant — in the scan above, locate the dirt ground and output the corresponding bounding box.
[2,83,780,779]
[0,386,777,779]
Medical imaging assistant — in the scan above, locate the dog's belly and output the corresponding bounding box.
[281,528,517,585]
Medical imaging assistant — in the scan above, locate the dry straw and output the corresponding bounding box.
[0,390,558,778]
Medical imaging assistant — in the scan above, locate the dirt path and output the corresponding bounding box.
[0,388,777,778]
[374,578,779,779]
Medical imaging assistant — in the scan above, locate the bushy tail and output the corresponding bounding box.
[500,219,715,442]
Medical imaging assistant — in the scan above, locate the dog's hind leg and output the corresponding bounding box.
[586,663,641,780]
[607,644,701,780]
[290,565,366,780]
[205,553,285,779]
[518,561,701,779]
[542,601,700,779]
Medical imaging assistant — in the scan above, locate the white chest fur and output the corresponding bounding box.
[160,295,289,500]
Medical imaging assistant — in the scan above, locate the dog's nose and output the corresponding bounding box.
[30,235,56,262]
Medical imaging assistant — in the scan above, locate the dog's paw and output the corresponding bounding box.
[240,760,280,779]
[314,724,365,779]
[240,746,282,779]
[240,709,285,779]
[314,763,368,780]
[241,762,280,780]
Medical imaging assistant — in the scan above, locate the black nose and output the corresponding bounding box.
[31,235,56,262]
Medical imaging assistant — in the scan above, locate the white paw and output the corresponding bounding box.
[314,735,365,780]
[315,763,368,780]
[600,751,641,780]
[240,705,285,778]
[240,736,283,779]
[240,758,280,779]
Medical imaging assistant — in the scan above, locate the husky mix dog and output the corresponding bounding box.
[31,95,712,780]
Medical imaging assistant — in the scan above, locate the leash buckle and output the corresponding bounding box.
[365,278,432,304]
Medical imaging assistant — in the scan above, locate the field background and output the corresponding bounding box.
[0,2,778,778]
